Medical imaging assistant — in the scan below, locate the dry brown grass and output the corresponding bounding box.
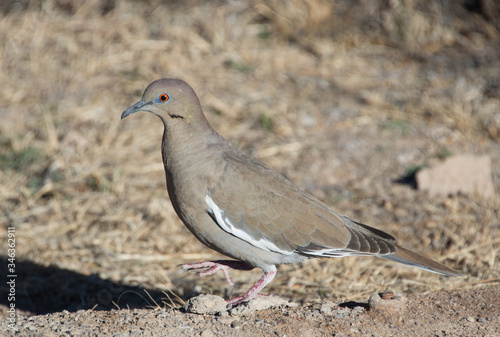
[0,0,499,314]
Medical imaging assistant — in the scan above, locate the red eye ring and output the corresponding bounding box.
[159,93,169,102]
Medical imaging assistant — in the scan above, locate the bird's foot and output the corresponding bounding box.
[225,267,277,308]
[181,260,254,287]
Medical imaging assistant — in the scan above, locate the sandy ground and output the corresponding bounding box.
[5,287,500,336]
[0,1,499,336]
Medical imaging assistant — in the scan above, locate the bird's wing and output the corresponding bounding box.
[207,154,397,257]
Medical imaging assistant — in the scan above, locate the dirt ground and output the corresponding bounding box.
[5,287,500,336]
[0,1,499,336]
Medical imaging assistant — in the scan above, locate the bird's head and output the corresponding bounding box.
[121,78,206,127]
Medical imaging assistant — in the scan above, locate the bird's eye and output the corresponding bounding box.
[158,93,170,102]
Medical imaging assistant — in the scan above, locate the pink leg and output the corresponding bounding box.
[182,260,254,287]
[226,266,277,307]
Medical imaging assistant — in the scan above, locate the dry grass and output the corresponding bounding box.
[0,0,499,314]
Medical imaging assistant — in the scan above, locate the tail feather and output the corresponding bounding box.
[382,245,461,276]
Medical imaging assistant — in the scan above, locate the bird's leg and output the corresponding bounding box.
[181,260,254,287]
[226,266,277,307]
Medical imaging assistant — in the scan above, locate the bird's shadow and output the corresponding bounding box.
[0,256,169,315]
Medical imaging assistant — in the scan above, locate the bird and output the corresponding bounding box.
[121,78,460,306]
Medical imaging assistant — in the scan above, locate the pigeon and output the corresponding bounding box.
[121,78,460,306]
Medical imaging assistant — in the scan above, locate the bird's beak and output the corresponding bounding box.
[121,100,149,119]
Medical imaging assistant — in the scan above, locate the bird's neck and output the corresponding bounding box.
[160,119,229,217]
[160,119,227,176]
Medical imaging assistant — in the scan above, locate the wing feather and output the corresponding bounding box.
[207,154,397,258]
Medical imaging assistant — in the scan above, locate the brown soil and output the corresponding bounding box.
[0,1,499,336]
[5,288,500,336]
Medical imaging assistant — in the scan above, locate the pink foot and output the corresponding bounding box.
[182,260,254,287]
[226,267,277,307]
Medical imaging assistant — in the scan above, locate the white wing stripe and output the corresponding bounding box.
[206,193,292,255]
[299,248,380,257]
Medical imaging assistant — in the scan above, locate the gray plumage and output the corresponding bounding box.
[121,78,460,306]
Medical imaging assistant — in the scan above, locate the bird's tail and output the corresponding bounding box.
[382,245,461,276]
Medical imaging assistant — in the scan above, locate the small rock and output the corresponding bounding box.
[229,296,297,315]
[368,292,407,318]
[184,294,227,315]
[416,155,494,197]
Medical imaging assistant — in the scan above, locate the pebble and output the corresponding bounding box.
[184,294,227,315]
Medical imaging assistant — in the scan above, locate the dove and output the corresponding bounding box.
[121,78,460,306]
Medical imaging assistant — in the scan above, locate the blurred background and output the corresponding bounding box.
[0,0,499,316]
